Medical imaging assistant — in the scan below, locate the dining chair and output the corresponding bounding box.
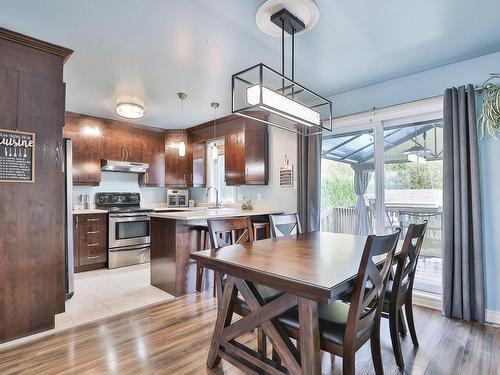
[383,221,427,369]
[207,217,284,356]
[269,213,302,237]
[277,229,401,375]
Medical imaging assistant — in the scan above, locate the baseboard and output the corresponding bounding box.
[412,292,442,311]
[485,309,500,326]
[410,292,500,326]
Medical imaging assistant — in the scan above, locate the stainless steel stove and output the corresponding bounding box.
[95,192,152,269]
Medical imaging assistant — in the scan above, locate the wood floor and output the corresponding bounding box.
[0,292,498,375]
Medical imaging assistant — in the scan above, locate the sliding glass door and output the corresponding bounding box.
[320,98,443,298]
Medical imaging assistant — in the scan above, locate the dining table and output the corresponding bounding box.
[190,231,401,375]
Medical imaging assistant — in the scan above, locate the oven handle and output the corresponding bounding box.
[109,244,150,252]
[109,214,150,220]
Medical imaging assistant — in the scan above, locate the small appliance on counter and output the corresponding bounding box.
[95,192,153,269]
[167,189,189,207]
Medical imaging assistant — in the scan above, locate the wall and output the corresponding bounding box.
[329,51,500,313]
[73,172,166,205]
[190,126,298,213]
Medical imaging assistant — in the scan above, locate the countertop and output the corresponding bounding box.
[148,208,283,221]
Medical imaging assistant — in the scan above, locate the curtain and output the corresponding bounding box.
[353,166,372,235]
[297,131,322,232]
[442,85,485,323]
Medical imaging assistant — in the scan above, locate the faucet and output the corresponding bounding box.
[205,186,221,208]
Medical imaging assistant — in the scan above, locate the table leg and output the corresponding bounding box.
[206,276,237,368]
[298,297,321,375]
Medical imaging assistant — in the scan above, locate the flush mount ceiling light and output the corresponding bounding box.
[232,0,331,136]
[116,102,144,119]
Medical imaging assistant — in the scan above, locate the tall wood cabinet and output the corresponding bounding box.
[164,130,193,187]
[0,27,72,343]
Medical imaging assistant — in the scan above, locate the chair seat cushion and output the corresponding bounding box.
[278,300,373,346]
[278,301,349,346]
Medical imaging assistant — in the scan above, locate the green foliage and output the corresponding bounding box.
[321,160,357,208]
[384,161,443,189]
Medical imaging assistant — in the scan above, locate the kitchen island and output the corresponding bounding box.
[148,208,282,297]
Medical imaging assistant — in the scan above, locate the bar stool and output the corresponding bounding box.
[252,221,270,240]
[194,225,211,293]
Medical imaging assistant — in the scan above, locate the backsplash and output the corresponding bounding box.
[72,171,166,205]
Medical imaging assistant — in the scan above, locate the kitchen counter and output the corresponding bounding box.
[148,208,282,221]
[149,208,283,297]
[73,208,108,214]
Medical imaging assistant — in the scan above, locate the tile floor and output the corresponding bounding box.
[59,263,174,329]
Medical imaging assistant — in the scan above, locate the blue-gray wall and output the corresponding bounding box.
[329,50,500,312]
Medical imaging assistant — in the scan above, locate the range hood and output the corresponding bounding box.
[101,160,149,173]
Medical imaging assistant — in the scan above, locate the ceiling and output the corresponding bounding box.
[1,0,500,129]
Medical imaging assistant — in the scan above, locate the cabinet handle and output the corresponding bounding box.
[87,230,100,234]
[125,149,129,160]
[87,243,100,247]
[86,218,99,222]
[87,256,100,259]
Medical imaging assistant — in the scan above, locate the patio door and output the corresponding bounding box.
[320,97,443,299]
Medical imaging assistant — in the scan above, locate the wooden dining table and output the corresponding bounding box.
[190,231,401,375]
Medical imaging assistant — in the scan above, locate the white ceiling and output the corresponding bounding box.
[1,0,500,128]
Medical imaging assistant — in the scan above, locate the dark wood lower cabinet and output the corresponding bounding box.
[73,213,107,272]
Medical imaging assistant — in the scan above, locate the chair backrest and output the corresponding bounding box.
[345,229,400,346]
[269,213,302,237]
[207,217,254,303]
[207,217,254,248]
[391,221,428,304]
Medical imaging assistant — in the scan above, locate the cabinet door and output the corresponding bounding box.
[192,142,206,187]
[139,132,165,187]
[244,121,269,184]
[225,130,246,185]
[123,128,144,162]
[64,116,102,185]
[102,125,124,161]
[165,131,189,187]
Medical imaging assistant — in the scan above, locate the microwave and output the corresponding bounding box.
[167,189,189,207]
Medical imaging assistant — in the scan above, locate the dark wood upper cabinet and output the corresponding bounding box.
[64,114,103,186]
[224,118,268,186]
[165,130,192,187]
[63,113,165,187]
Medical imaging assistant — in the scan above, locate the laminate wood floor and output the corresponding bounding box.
[0,292,498,375]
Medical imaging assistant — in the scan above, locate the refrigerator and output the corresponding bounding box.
[64,139,75,299]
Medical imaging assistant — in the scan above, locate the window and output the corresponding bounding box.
[206,138,236,204]
[320,97,443,299]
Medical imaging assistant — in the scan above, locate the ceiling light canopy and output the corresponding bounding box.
[116,102,144,119]
[232,2,331,136]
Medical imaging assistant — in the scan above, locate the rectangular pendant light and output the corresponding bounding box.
[232,64,332,136]
[246,84,320,127]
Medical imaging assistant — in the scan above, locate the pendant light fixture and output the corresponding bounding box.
[403,128,429,164]
[210,102,219,160]
[231,0,331,136]
[177,92,187,157]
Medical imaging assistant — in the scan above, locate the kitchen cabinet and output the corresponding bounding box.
[64,115,102,186]
[64,113,166,187]
[165,130,192,187]
[224,118,268,185]
[73,213,107,272]
[139,131,165,187]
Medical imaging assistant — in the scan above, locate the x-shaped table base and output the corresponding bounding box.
[206,276,322,374]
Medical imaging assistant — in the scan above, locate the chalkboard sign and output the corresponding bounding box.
[0,129,35,183]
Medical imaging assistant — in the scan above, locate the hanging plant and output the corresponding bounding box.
[478,84,500,138]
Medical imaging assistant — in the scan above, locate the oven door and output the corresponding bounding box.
[109,214,150,248]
